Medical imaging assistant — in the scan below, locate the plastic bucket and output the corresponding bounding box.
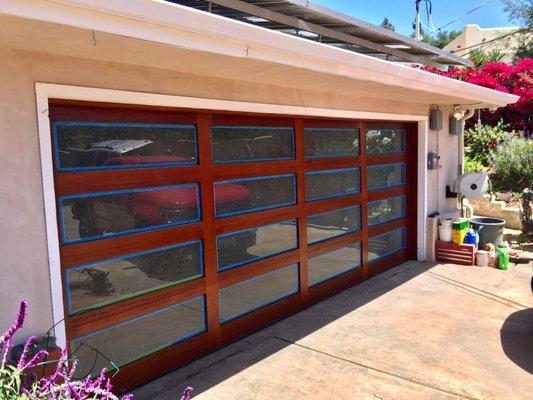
[476,250,489,267]
[469,217,506,247]
[438,219,453,242]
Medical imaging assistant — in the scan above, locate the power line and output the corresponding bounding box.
[433,0,494,33]
[450,28,526,55]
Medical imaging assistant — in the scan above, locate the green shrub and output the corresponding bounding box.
[489,136,533,192]
[464,120,514,166]
[464,155,484,172]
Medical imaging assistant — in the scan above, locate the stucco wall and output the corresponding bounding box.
[0,46,461,339]
[426,106,461,217]
[443,24,521,63]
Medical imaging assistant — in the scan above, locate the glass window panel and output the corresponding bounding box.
[304,128,359,158]
[53,121,197,171]
[367,163,406,190]
[367,227,406,262]
[219,264,299,323]
[367,195,406,226]
[70,296,205,378]
[66,241,203,314]
[211,126,294,163]
[308,243,361,286]
[307,206,360,244]
[214,174,296,217]
[366,128,405,154]
[217,219,297,271]
[306,168,359,201]
[59,184,200,244]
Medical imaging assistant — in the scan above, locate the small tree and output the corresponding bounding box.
[502,0,533,60]
[380,17,395,31]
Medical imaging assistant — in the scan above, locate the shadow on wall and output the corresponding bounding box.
[500,308,533,374]
[132,261,434,398]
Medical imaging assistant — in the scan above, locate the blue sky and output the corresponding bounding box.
[313,0,514,35]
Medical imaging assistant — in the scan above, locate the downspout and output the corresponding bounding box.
[456,107,476,216]
[458,108,475,175]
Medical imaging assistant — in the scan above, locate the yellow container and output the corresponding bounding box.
[452,218,469,244]
[452,228,468,244]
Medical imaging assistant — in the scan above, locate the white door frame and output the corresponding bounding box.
[35,82,428,347]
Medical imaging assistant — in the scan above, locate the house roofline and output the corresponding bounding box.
[1,0,520,108]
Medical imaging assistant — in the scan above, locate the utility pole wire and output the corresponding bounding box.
[450,27,527,56]
[433,0,494,33]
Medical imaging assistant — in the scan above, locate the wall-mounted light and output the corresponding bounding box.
[453,106,466,120]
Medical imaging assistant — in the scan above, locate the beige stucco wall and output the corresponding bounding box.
[444,24,521,63]
[0,46,461,339]
[427,106,461,218]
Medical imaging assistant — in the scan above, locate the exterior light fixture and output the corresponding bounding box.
[453,106,466,120]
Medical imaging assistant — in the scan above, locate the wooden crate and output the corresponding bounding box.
[436,241,476,266]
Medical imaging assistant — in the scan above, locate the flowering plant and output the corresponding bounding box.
[416,58,533,136]
[1,300,193,400]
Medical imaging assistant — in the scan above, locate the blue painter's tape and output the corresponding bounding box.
[218,264,300,324]
[58,183,201,244]
[52,120,198,172]
[216,218,298,271]
[65,239,204,315]
[214,173,297,218]
[366,162,406,191]
[305,167,360,201]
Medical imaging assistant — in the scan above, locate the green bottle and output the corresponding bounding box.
[496,243,509,270]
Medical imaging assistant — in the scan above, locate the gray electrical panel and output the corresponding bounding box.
[427,152,439,170]
[429,109,442,130]
[449,117,462,135]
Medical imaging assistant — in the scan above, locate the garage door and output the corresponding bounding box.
[49,102,417,389]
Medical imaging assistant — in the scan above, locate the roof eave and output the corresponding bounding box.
[1,0,519,108]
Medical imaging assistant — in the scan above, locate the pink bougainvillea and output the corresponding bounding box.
[415,58,533,135]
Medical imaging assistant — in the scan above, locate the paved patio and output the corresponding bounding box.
[133,260,532,400]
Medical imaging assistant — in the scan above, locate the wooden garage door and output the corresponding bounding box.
[49,102,417,390]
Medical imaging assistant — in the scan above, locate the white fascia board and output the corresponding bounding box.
[3,0,519,107]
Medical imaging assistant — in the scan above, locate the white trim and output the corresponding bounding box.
[4,0,519,108]
[35,82,430,346]
[35,85,67,348]
[417,121,429,261]
[36,83,428,121]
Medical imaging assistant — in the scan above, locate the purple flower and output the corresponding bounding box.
[0,300,27,348]
[179,386,193,400]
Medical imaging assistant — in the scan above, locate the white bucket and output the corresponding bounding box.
[476,250,489,267]
[440,219,452,228]
[438,219,453,242]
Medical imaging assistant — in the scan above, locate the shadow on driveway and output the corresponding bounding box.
[500,308,533,374]
[133,261,435,398]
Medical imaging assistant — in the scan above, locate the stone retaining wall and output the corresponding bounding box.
[468,195,521,229]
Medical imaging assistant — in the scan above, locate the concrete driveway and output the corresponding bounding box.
[133,261,532,400]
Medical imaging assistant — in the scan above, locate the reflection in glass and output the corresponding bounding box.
[304,128,359,158]
[219,264,299,323]
[59,184,200,244]
[367,195,406,226]
[367,163,406,190]
[307,206,360,244]
[214,174,296,217]
[306,168,359,201]
[53,121,197,171]
[368,227,406,262]
[308,243,361,286]
[66,241,203,314]
[211,126,294,162]
[70,296,205,378]
[366,128,405,154]
[217,219,297,271]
